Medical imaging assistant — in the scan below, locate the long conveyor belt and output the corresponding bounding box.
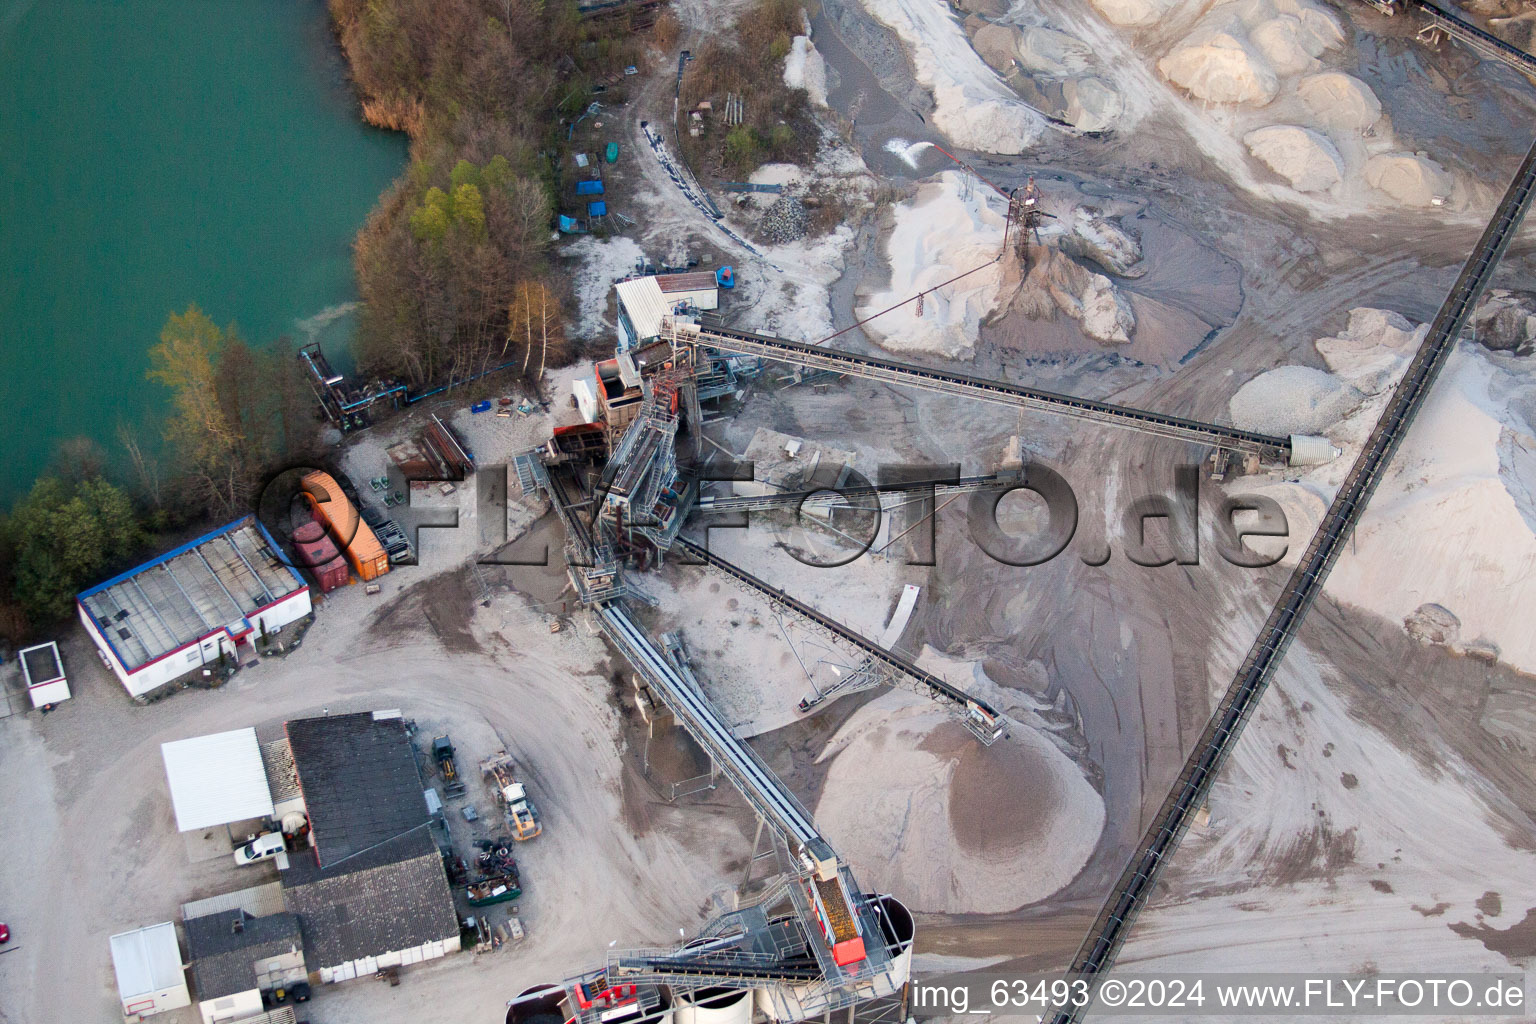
[675,537,1006,741]
[599,603,827,850]
[1410,0,1536,78]
[546,464,595,557]
[695,474,1010,514]
[1049,130,1536,1024]
[673,320,1292,461]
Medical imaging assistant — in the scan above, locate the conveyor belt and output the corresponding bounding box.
[1410,0,1536,78]
[675,537,1006,741]
[1050,131,1536,1024]
[695,475,1010,514]
[546,465,594,558]
[599,603,826,849]
[675,321,1291,460]
[615,957,823,983]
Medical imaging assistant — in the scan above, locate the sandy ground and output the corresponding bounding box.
[0,550,753,1024]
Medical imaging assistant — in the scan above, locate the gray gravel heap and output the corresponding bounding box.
[759,194,808,243]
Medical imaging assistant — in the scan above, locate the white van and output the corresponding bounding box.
[233,832,286,866]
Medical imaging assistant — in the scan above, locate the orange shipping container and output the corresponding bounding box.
[299,470,391,582]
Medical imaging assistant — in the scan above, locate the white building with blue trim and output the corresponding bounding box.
[77,516,312,698]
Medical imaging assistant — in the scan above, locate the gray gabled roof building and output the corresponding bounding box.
[277,711,460,976]
[185,909,304,1001]
[279,827,458,969]
[284,711,428,868]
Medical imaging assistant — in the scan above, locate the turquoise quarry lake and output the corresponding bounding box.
[0,0,405,506]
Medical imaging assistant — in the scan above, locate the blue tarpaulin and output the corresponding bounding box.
[575,179,605,195]
[588,201,607,217]
[558,215,584,234]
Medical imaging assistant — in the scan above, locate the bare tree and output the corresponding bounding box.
[116,421,162,509]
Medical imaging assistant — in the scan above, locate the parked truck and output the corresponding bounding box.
[479,751,542,840]
[433,735,467,798]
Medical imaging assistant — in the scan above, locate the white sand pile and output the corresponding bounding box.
[1233,308,1536,673]
[783,35,829,107]
[1314,307,1422,394]
[860,0,1045,154]
[814,691,1105,913]
[1297,71,1381,132]
[1016,26,1094,75]
[857,171,1008,359]
[1159,19,1280,104]
[1245,6,1343,73]
[1089,0,1179,28]
[1316,348,1536,673]
[1229,364,1361,434]
[1364,152,1452,207]
[1243,125,1343,192]
[1158,0,1341,104]
[1064,77,1124,132]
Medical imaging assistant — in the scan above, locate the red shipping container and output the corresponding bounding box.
[291,520,350,593]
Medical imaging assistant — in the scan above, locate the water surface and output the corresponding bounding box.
[0,0,405,505]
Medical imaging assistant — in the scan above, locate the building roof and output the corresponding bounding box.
[78,516,306,674]
[182,882,286,923]
[280,828,458,967]
[261,738,303,808]
[19,642,63,686]
[110,922,185,998]
[285,712,428,868]
[615,276,670,342]
[185,910,303,1000]
[161,728,277,832]
[655,271,718,294]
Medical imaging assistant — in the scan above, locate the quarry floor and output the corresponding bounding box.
[6,0,1536,1021]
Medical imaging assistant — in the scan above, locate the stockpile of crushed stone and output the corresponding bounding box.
[759,194,808,244]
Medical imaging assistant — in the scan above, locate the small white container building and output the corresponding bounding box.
[76,516,311,698]
[18,641,70,708]
[614,272,719,351]
[110,922,191,1020]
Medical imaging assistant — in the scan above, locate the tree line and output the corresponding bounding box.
[0,307,317,640]
[0,1,665,641]
[332,0,658,392]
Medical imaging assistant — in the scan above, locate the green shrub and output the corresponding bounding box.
[724,125,761,172]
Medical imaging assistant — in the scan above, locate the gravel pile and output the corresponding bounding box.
[759,194,808,243]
